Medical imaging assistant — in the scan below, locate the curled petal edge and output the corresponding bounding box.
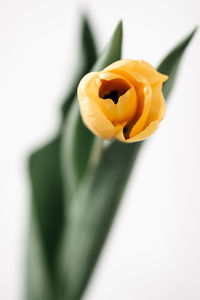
[103,59,168,85]
[78,72,120,139]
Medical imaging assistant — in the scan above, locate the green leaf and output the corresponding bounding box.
[92,20,123,71]
[25,211,54,300]
[58,27,196,300]
[58,21,123,299]
[28,137,64,279]
[61,20,123,200]
[58,141,142,300]
[158,27,197,99]
[61,16,97,121]
[27,16,97,299]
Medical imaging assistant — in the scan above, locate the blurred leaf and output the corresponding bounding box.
[158,27,197,99]
[25,211,54,300]
[29,137,64,280]
[27,16,97,299]
[61,16,97,121]
[58,21,123,299]
[61,20,123,200]
[92,20,123,71]
[59,141,142,300]
[58,26,196,300]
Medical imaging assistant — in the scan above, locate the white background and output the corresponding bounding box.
[0,0,200,299]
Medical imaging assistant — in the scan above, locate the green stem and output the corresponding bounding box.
[87,136,104,172]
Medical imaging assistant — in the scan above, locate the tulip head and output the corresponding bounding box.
[78,59,168,143]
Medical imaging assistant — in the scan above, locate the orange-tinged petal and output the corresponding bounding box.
[129,82,152,138]
[78,72,117,139]
[145,83,166,125]
[103,59,168,84]
[116,83,166,143]
[100,69,152,138]
[97,98,117,123]
[116,87,137,123]
[130,60,168,84]
[116,119,160,143]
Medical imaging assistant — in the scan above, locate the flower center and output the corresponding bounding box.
[101,90,119,104]
[99,78,130,104]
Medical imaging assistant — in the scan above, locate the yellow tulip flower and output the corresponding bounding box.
[77,59,168,143]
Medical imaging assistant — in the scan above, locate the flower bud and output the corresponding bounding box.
[77,59,168,143]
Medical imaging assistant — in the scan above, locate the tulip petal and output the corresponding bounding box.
[116,87,137,123]
[145,83,166,125]
[102,69,153,139]
[130,82,166,138]
[116,83,166,143]
[129,81,152,138]
[131,60,168,84]
[97,97,117,123]
[103,59,168,84]
[78,72,118,139]
[116,119,160,143]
